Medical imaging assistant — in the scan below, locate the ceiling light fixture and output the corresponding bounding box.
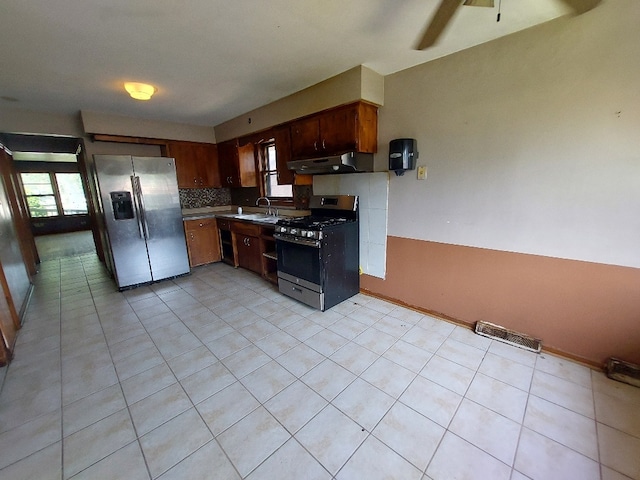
[124,82,156,101]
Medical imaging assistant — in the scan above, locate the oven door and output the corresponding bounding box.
[275,234,322,288]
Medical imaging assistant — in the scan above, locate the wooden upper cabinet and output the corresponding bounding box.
[237,140,258,187]
[166,141,220,188]
[217,139,239,187]
[290,116,321,159]
[218,138,257,188]
[289,102,378,160]
[273,125,294,185]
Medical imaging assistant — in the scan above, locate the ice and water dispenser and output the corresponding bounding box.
[110,191,134,220]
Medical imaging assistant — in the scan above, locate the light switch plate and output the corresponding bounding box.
[417,165,427,180]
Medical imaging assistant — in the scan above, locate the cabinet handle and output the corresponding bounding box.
[322,139,326,150]
[313,141,318,151]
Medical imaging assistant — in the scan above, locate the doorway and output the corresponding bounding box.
[0,133,100,268]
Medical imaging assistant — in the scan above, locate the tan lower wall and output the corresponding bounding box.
[361,236,640,367]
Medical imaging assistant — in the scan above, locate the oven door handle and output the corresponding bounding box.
[274,233,321,248]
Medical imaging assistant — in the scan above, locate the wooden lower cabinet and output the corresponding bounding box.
[184,218,221,267]
[223,220,278,282]
[235,233,262,274]
[261,228,277,284]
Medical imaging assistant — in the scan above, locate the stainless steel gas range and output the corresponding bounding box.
[274,195,359,311]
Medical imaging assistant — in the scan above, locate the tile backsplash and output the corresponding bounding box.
[313,172,389,279]
[179,188,232,208]
[180,186,312,210]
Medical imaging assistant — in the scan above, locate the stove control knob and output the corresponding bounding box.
[308,231,316,238]
[290,228,298,236]
[300,230,307,237]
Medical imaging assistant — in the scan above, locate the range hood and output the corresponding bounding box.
[287,152,374,175]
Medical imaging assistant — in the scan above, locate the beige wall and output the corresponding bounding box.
[81,111,216,144]
[380,0,640,268]
[0,106,84,137]
[0,107,217,145]
[366,0,640,365]
[214,65,384,142]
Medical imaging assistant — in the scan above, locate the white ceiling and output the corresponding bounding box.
[0,0,581,128]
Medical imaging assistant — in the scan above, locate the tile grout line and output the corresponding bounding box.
[56,258,65,480]
[123,277,244,479]
[4,255,633,479]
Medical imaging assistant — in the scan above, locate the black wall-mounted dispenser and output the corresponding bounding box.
[389,138,418,176]
[110,191,134,220]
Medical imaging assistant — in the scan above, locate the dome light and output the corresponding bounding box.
[124,82,156,101]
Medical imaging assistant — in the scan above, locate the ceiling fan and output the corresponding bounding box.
[415,0,602,50]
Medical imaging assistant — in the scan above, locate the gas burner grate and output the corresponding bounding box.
[475,321,542,353]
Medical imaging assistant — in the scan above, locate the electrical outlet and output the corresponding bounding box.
[417,165,427,180]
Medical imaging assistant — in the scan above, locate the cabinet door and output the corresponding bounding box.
[290,116,321,159]
[237,141,257,187]
[184,218,221,267]
[168,141,199,188]
[235,233,262,273]
[168,141,220,188]
[273,125,294,185]
[195,143,221,188]
[217,139,240,187]
[319,105,358,154]
[289,102,378,160]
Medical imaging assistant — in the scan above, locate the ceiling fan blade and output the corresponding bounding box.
[415,0,462,50]
[463,0,494,6]
[558,0,601,14]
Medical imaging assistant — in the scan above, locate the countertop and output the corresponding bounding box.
[182,205,310,223]
[181,206,235,220]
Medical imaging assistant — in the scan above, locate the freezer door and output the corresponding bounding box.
[94,155,152,288]
[132,157,190,282]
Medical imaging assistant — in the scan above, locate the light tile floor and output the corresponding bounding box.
[1,254,639,479]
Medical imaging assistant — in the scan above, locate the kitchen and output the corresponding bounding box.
[1,0,639,478]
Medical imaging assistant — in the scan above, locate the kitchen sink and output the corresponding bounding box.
[229,213,281,224]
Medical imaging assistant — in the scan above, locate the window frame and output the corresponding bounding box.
[257,139,293,205]
[20,171,88,218]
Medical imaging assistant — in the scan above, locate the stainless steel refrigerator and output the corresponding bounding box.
[94,155,189,290]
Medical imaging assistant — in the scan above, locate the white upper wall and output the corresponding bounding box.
[380,0,640,268]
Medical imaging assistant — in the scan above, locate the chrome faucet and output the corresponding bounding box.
[256,196,273,215]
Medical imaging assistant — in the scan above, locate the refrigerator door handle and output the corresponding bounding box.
[134,176,151,240]
[130,175,146,239]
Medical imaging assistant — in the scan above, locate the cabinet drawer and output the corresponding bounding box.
[184,218,216,231]
[217,219,231,230]
[231,221,260,236]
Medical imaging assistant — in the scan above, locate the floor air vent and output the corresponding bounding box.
[606,358,640,388]
[475,321,542,353]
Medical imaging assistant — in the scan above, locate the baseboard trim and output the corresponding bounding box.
[359,287,603,370]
